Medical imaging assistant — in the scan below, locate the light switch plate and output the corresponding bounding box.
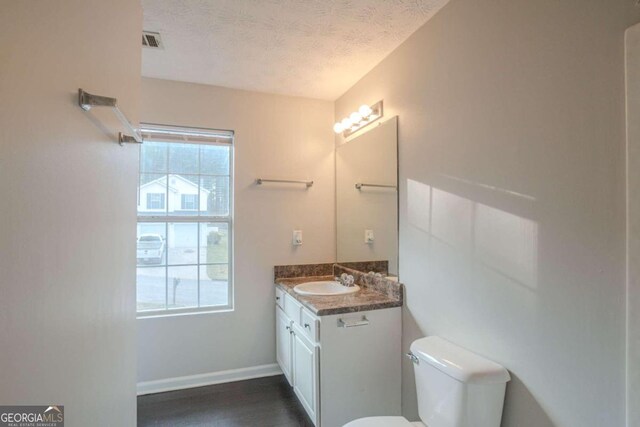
[293,230,303,246]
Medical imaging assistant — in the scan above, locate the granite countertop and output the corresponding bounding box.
[275,275,403,316]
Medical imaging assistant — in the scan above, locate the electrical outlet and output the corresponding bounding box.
[293,230,303,246]
[364,229,374,244]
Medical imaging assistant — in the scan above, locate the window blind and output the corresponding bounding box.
[140,123,234,145]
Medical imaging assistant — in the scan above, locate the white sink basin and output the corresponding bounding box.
[293,280,360,296]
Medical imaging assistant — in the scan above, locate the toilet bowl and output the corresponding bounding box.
[344,336,510,427]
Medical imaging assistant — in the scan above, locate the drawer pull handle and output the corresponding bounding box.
[337,316,369,328]
[276,296,280,300]
[304,323,310,329]
[285,326,290,330]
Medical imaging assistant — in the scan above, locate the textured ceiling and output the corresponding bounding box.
[142,0,449,100]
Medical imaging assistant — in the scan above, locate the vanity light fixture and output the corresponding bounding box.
[333,101,383,137]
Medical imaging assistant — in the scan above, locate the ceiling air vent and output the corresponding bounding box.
[142,31,163,49]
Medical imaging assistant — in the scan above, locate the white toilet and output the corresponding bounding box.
[344,336,511,427]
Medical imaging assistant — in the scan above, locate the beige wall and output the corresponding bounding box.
[0,1,141,425]
[626,22,640,427]
[137,78,335,383]
[336,0,640,425]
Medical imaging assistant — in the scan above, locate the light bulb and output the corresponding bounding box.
[358,104,373,117]
[341,117,353,129]
[350,112,363,124]
[333,122,344,133]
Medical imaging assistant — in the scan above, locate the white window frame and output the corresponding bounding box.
[136,123,234,318]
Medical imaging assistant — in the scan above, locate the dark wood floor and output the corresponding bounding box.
[138,375,314,427]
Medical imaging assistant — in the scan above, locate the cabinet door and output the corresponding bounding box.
[292,325,319,425]
[276,307,293,385]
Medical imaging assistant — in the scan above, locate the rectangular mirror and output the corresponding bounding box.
[336,116,398,277]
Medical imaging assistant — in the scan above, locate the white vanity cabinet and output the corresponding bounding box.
[275,289,401,427]
[276,305,293,385]
[292,322,320,421]
[276,288,320,423]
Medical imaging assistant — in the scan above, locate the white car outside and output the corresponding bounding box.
[137,234,166,264]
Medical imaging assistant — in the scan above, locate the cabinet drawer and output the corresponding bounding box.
[275,287,285,309]
[283,293,302,324]
[300,308,319,343]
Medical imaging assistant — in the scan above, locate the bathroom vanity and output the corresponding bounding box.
[274,115,402,426]
[274,263,402,427]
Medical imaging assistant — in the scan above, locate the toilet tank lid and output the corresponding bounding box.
[410,337,511,384]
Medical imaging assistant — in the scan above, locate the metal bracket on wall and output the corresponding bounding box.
[78,88,143,145]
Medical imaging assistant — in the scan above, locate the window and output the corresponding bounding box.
[181,194,198,210]
[136,124,233,316]
[147,193,165,210]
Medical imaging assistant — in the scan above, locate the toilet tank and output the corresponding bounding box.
[410,337,510,427]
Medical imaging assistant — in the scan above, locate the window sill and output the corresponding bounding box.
[136,306,234,319]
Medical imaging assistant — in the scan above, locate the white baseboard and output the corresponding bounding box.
[137,363,283,396]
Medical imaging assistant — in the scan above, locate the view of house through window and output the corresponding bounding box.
[136,125,233,315]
